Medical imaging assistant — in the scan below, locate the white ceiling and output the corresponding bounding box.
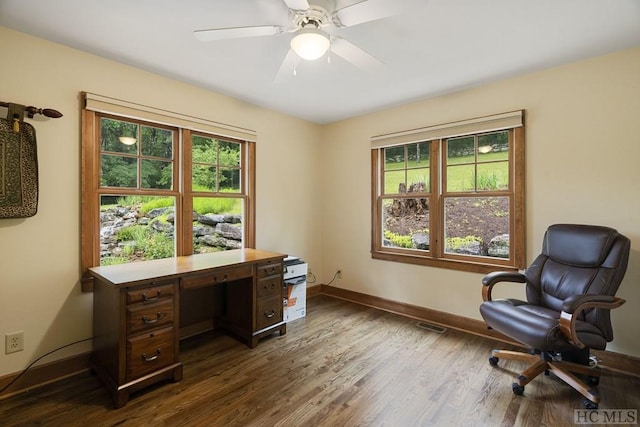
[1,0,639,124]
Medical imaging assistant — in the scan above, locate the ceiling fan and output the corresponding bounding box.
[194,0,404,79]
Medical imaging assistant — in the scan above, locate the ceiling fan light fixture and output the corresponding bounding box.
[290,27,330,61]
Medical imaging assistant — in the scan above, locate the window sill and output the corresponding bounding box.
[371,250,519,274]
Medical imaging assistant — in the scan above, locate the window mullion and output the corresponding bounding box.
[432,140,442,259]
[371,149,381,252]
[181,129,193,256]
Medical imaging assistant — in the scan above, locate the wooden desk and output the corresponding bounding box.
[89,248,287,408]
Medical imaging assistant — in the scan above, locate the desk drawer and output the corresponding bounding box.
[127,284,175,305]
[181,265,253,290]
[257,276,282,299]
[256,296,283,331]
[257,262,282,278]
[126,326,175,380]
[127,300,174,335]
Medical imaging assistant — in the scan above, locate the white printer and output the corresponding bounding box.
[283,256,308,322]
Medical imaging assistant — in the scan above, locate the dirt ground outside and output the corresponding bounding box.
[384,196,510,252]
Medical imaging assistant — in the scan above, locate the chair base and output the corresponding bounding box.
[490,349,601,406]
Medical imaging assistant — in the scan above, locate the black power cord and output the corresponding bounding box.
[0,336,94,394]
[325,270,340,286]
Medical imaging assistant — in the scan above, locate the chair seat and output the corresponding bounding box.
[480,299,607,351]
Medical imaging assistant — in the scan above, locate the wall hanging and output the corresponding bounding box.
[0,101,62,218]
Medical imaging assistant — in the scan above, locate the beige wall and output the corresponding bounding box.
[320,46,640,358]
[1,26,638,379]
[0,26,324,376]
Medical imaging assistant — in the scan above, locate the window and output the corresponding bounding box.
[371,111,525,273]
[97,116,179,264]
[81,93,256,289]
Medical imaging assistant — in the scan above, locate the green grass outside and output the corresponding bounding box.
[384,153,508,193]
[101,191,242,216]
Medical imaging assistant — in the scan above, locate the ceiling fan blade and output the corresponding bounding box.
[330,37,383,71]
[274,49,300,84]
[194,25,284,42]
[334,0,405,27]
[283,0,310,11]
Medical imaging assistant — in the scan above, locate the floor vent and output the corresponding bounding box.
[416,322,447,334]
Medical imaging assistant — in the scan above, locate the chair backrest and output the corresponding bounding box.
[524,224,630,341]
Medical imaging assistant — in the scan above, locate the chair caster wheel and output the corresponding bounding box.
[586,376,600,386]
[583,398,598,410]
[489,356,499,366]
[512,383,525,395]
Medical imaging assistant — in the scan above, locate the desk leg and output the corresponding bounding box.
[172,364,184,382]
[113,389,129,409]
[249,323,287,348]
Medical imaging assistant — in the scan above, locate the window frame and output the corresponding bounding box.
[81,103,256,291]
[371,114,525,274]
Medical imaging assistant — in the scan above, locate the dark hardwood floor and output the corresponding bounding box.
[1,295,638,426]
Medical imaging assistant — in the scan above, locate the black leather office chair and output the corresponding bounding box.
[480,224,630,409]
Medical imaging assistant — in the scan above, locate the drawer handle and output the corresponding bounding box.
[263,283,274,291]
[142,313,161,324]
[142,349,161,362]
[264,309,276,318]
[142,291,161,302]
[215,275,228,283]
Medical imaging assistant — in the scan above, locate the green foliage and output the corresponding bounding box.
[111,196,175,215]
[140,125,172,159]
[100,118,137,154]
[142,232,174,259]
[116,224,147,242]
[191,137,241,191]
[384,142,430,170]
[139,197,174,215]
[115,224,174,260]
[446,163,508,192]
[447,136,475,160]
[193,197,239,215]
[445,235,481,250]
[477,172,498,190]
[99,118,242,192]
[192,183,211,192]
[100,256,129,266]
[100,155,137,187]
[384,230,413,248]
[193,243,224,254]
[113,194,239,216]
[99,118,175,190]
[114,195,144,206]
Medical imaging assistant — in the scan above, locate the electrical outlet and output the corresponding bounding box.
[336,269,342,279]
[5,331,24,354]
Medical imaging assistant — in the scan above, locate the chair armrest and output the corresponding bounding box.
[481,271,526,302]
[559,295,626,349]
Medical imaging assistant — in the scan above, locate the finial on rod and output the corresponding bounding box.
[0,101,63,119]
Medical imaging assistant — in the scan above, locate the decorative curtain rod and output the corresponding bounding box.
[0,101,63,119]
